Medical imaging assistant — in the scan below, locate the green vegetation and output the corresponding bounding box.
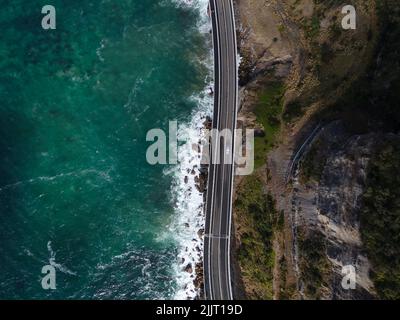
[234,0,400,300]
[298,229,331,299]
[234,174,281,299]
[298,1,400,296]
[253,82,284,168]
[303,14,321,40]
[277,254,297,300]
[234,83,286,299]
[334,0,400,133]
[282,99,304,123]
[238,48,253,86]
[360,138,400,299]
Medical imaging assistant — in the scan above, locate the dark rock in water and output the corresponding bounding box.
[184,176,188,184]
[195,170,208,193]
[204,116,213,130]
[194,262,204,293]
[184,263,193,273]
[197,228,205,238]
[184,223,190,228]
[199,165,208,174]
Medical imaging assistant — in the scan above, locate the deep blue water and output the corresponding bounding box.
[0,0,209,299]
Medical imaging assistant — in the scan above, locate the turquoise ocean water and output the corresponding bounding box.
[0,0,211,299]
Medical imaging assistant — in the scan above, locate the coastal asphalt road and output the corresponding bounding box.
[204,0,238,300]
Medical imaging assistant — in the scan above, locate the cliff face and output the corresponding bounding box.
[293,123,379,299]
[233,0,400,300]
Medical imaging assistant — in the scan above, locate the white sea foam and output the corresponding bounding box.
[47,241,77,276]
[165,0,213,300]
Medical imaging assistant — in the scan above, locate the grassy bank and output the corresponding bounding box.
[298,229,331,299]
[253,82,284,169]
[234,173,281,299]
[233,81,286,299]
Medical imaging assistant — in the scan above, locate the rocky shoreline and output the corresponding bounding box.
[182,116,212,299]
